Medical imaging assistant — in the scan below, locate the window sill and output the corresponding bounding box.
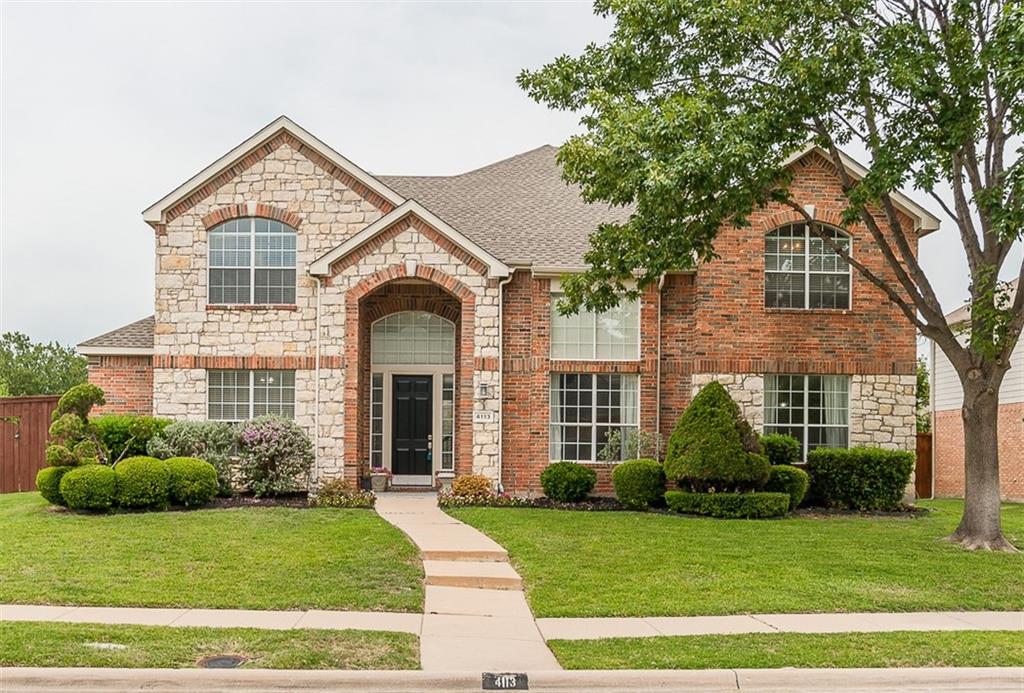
[206,304,300,312]
[764,307,854,316]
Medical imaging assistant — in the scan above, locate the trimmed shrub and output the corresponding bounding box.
[45,384,108,468]
[612,458,665,509]
[94,415,173,463]
[806,447,914,510]
[51,383,105,422]
[148,421,236,495]
[60,464,117,511]
[761,433,801,466]
[166,457,219,508]
[312,478,375,509]
[236,416,314,497]
[665,490,790,519]
[115,456,171,509]
[664,381,768,492]
[764,464,809,510]
[36,465,73,506]
[451,474,493,498]
[437,490,528,508]
[540,461,597,502]
[45,444,75,467]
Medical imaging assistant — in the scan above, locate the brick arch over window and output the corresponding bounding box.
[756,208,848,233]
[342,265,477,484]
[201,203,304,230]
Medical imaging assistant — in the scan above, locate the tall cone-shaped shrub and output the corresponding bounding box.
[664,381,768,492]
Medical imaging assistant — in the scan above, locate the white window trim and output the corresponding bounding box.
[764,223,853,310]
[764,374,851,459]
[207,217,297,305]
[206,369,296,422]
[549,292,642,362]
[548,373,640,464]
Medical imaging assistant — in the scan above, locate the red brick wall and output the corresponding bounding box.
[933,404,1024,501]
[87,355,154,415]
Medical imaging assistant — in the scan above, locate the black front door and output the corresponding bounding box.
[392,375,432,477]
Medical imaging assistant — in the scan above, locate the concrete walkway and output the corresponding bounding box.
[538,610,1024,640]
[0,604,421,633]
[375,492,561,671]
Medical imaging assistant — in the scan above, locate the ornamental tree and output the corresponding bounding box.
[520,0,1022,549]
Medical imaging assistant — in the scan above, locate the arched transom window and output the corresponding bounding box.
[765,223,852,310]
[208,217,297,305]
[371,312,456,365]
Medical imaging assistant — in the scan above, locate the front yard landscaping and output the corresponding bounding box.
[0,492,422,612]
[449,500,1024,617]
[548,630,1024,670]
[0,621,419,670]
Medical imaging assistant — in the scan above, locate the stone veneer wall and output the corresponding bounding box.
[690,373,916,451]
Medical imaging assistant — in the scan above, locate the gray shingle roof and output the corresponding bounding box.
[380,145,633,266]
[78,316,154,350]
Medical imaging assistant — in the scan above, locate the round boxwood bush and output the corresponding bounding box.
[764,464,809,510]
[540,461,597,502]
[115,456,171,509]
[664,381,768,492]
[36,465,73,506]
[165,457,219,508]
[59,464,118,511]
[761,433,801,466]
[612,458,665,509]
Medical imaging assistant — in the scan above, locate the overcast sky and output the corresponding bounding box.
[1,1,1019,350]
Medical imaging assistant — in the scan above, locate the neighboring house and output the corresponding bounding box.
[931,278,1023,500]
[78,116,938,493]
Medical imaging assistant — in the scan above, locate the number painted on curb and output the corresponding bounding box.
[482,672,528,690]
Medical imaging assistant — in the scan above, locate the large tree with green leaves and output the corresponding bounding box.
[0,332,88,396]
[521,0,1022,549]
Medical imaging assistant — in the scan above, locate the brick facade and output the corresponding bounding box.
[88,129,924,495]
[933,404,1024,501]
[87,355,153,415]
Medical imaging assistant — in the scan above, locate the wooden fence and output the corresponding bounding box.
[0,396,60,494]
[915,432,933,500]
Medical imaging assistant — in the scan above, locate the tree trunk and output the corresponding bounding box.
[946,381,1018,552]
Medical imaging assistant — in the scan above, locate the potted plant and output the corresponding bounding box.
[369,466,391,492]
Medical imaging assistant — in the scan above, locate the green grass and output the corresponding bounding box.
[0,621,419,669]
[0,492,422,612]
[549,630,1024,670]
[450,500,1024,617]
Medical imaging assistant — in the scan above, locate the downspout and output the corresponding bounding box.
[496,272,515,492]
[656,274,666,458]
[308,268,323,487]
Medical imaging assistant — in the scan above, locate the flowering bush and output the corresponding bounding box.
[437,489,529,508]
[148,420,236,495]
[235,416,313,497]
[312,478,376,508]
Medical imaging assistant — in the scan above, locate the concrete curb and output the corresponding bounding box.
[2,667,1021,692]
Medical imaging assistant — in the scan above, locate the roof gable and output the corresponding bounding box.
[308,200,510,278]
[781,144,941,234]
[142,116,406,227]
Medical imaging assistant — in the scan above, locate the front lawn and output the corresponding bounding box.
[549,630,1024,670]
[0,621,419,669]
[0,492,422,612]
[449,500,1024,617]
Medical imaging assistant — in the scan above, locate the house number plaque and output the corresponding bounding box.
[482,672,528,690]
[473,410,496,423]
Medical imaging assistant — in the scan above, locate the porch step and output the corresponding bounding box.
[423,560,523,590]
[421,549,508,563]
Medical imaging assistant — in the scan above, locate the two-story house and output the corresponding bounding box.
[78,117,937,493]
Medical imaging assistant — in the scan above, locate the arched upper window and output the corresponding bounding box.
[208,217,297,305]
[371,312,456,365]
[765,223,851,310]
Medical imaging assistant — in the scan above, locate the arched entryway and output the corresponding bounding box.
[348,274,474,487]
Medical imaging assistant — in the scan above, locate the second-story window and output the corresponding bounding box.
[765,223,851,310]
[208,218,297,305]
[550,293,640,360]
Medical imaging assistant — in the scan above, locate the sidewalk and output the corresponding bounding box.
[375,492,561,671]
[2,666,1021,692]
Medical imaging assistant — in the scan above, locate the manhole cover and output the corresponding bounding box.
[197,654,247,668]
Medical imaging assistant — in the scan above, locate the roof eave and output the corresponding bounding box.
[142,116,406,226]
[77,346,155,356]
